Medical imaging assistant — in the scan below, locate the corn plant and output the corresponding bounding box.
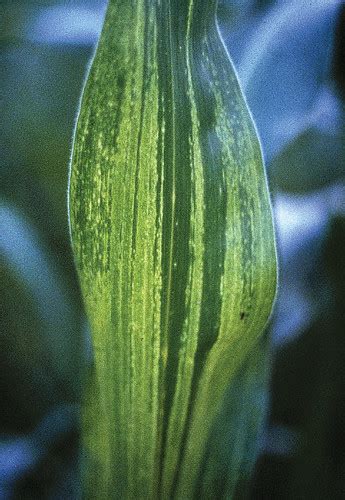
[68,0,277,498]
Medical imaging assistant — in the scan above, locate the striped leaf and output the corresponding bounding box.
[68,0,277,498]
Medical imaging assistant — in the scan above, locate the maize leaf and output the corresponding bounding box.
[69,0,277,497]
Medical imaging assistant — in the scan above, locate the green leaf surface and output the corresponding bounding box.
[69,0,277,498]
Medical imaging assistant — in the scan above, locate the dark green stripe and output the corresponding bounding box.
[156,0,193,476]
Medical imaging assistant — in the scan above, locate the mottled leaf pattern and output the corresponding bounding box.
[69,0,277,498]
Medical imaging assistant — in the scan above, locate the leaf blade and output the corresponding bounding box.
[69,1,277,497]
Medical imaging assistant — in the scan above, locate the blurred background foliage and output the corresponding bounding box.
[1,0,344,498]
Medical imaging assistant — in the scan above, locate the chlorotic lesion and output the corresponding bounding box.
[69,0,277,498]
